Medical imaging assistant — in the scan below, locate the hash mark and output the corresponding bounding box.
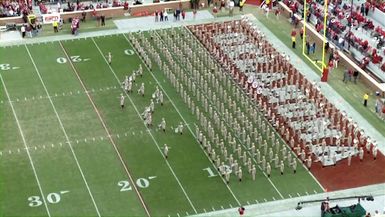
[297,193,301,197]
[221,205,224,209]
[264,198,267,202]
[51,144,54,147]
[289,194,292,198]
[272,196,276,201]
[43,145,46,149]
[93,137,95,141]
[76,140,79,144]
[60,190,70,194]
[203,208,207,213]
[8,150,12,154]
[185,211,189,216]
[59,142,63,147]
[177,213,180,217]
[34,147,37,150]
[212,207,215,211]
[255,199,259,203]
[305,191,309,195]
[117,134,120,138]
[100,137,104,141]
[84,138,87,142]
[229,204,233,208]
[246,201,250,205]
[313,190,318,194]
[148,176,157,180]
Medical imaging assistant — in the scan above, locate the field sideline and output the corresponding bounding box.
[0,32,322,216]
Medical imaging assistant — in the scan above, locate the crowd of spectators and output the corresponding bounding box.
[284,0,385,76]
[0,0,31,17]
[38,0,129,14]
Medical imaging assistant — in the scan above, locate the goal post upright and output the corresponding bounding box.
[302,0,329,72]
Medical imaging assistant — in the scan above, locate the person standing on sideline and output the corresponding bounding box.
[353,70,359,83]
[363,93,369,107]
[155,10,159,22]
[163,144,169,159]
[101,14,105,26]
[238,207,245,216]
[164,9,168,21]
[53,19,59,33]
[21,25,26,38]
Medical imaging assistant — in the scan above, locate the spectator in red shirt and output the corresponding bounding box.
[238,207,245,216]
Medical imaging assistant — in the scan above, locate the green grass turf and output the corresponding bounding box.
[210,5,385,137]
[1,31,321,216]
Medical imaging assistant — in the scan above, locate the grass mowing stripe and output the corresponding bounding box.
[0,73,51,217]
[57,41,151,217]
[25,44,101,217]
[122,33,243,206]
[91,37,198,214]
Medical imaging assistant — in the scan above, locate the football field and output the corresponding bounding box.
[0,29,323,216]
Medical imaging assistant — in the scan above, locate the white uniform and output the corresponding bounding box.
[138,83,145,96]
[238,168,243,181]
[159,118,166,132]
[120,95,125,109]
[107,52,112,64]
[163,144,169,159]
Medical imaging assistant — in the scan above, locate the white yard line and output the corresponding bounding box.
[91,38,198,214]
[25,44,101,217]
[0,74,52,217]
[122,33,242,206]
[58,41,151,217]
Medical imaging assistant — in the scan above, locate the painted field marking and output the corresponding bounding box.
[25,44,101,217]
[148,176,157,180]
[229,203,233,208]
[264,198,267,202]
[212,207,215,211]
[60,41,150,217]
[289,194,292,198]
[203,208,207,213]
[272,196,276,201]
[123,33,241,206]
[246,201,250,205]
[0,72,51,216]
[314,190,318,194]
[186,211,189,216]
[297,193,301,197]
[255,199,259,203]
[221,205,224,209]
[92,38,196,214]
[305,191,309,195]
[177,213,180,217]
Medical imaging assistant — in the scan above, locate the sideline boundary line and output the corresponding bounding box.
[25,44,101,217]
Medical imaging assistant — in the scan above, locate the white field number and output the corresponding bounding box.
[118,176,156,192]
[203,167,217,178]
[0,63,20,71]
[28,191,69,207]
[56,56,90,64]
[124,49,134,56]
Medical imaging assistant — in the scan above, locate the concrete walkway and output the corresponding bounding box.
[0,10,215,47]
